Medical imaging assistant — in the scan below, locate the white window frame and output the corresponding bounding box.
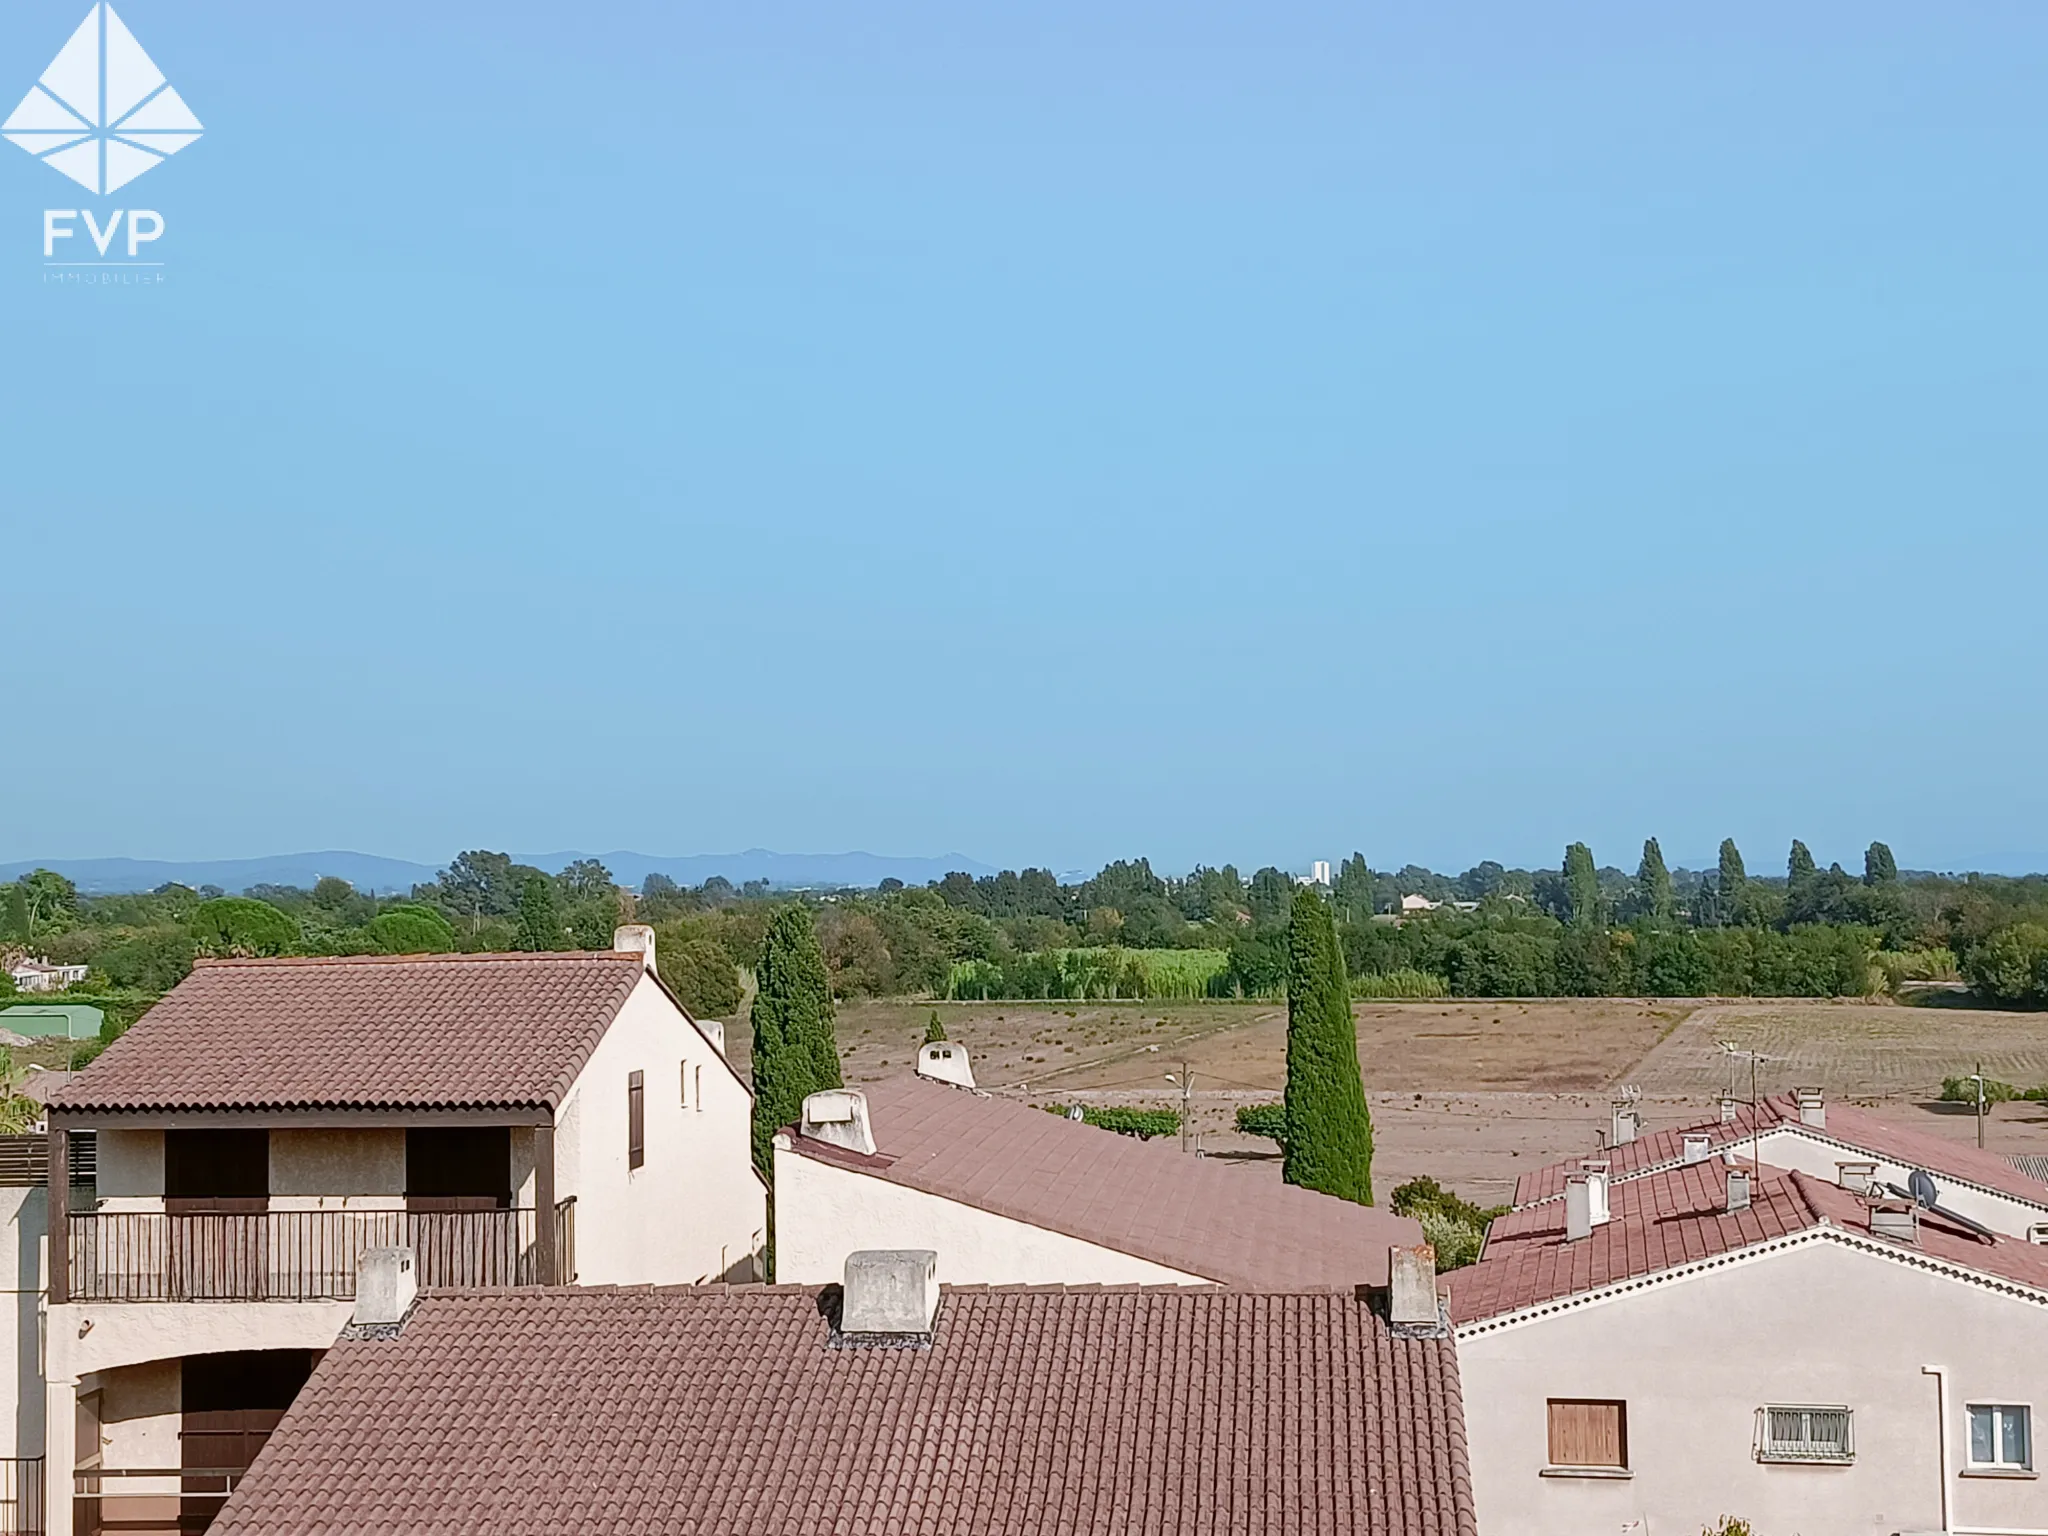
[1757,1405,1854,1464]
[1965,1402,2033,1473]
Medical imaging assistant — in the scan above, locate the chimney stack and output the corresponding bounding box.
[916,1042,976,1089]
[840,1249,939,1338]
[1725,1169,1752,1212]
[1719,1095,1740,1125]
[1565,1175,1594,1242]
[800,1090,877,1156]
[1608,1099,1640,1148]
[613,925,658,977]
[1868,1198,1919,1245]
[1580,1160,1611,1226]
[1836,1160,1878,1195]
[1794,1086,1826,1129]
[1388,1244,1441,1327]
[352,1247,416,1327]
[1683,1133,1712,1165]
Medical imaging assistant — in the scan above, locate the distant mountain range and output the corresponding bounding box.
[0,848,999,896]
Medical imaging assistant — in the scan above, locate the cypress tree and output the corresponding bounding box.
[924,1010,948,1044]
[1563,843,1601,928]
[1333,854,1375,925]
[1718,839,1748,926]
[1282,888,1374,1205]
[749,905,842,1178]
[513,873,558,952]
[1864,841,1898,886]
[1637,838,1673,922]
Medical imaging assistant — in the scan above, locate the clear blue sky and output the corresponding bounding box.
[5,1,2045,877]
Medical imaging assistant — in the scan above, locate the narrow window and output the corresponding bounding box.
[1547,1400,1627,1469]
[1759,1406,1853,1463]
[627,1070,645,1170]
[679,1060,688,1109]
[694,1064,702,1112]
[1968,1404,2033,1471]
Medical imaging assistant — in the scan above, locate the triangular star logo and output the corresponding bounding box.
[3,3,202,195]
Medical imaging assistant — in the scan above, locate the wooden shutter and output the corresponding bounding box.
[628,1071,645,1169]
[1547,1400,1626,1468]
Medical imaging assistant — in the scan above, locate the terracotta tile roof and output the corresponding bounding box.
[1513,1093,2048,1211]
[1454,1161,2048,1326]
[49,952,650,1114]
[212,1285,1478,1536]
[786,1075,1423,1287]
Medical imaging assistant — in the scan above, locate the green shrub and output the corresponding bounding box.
[1235,1103,1287,1143]
[363,905,456,955]
[1043,1104,1180,1140]
[948,948,1230,1001]
[1416,1209,1485,1271]
[189,897,300,957]
[662,938,745,1018]
[1350,969,1449,1000]
[1964,923,2048,1006]
[1940,1075,2021,1104]
[1874,947,1960,991]
[923,1011,948,1043]
[1390,1175,1503,1228]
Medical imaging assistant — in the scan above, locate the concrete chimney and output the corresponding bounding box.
[352,1247,416,1327]
[1565,1175,1594,1242]
[1580,1160,1611,1226]
[1388,1244,1440,1326]
[613,924,658,977]
[1794,1086,1825,1129]
[1836,1160,1878,1195]
[1608,1102,1639,1148]
[1719,1095,1740,1125]
[1869,1198,1919,1245]
[1683,1133,1712,1165]
[800,1090,877,1156]
[1725,1169,1752,1212]
[841,1249,938,1337]
[916,1041,976,1089]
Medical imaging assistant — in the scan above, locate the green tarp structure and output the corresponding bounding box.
[0,1004,103,1040]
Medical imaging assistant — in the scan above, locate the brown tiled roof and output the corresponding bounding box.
[212,1285,1478,1536]
[1513,1093,2048,1210]
[786,1074,1423,1287]
[1454,1161,2048,1326]
[49,953,650,1114]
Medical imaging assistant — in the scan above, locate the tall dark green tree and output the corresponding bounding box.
[1636,838,1673,922]
[1864,842,1898,886]
[749,905,843,1177]
[1333,854,1376,925]
[513,874,560,951]
[1718,839,1749,926]
[1563,843,1602,928]
[1282,888,1374,1205]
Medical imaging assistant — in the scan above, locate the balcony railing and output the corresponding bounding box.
[0,1458,41,1536]
[65,1208,545,1302]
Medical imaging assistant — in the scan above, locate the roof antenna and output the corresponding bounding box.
[1717,1042,1770,1175]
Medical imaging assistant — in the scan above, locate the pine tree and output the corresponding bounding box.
[1637,838,1673,922]
[1282,888,1374,1205]
[749,905,842,1178]
[1563,843,1602,928]
[513,873,558,952]
[923,1011,948,1044]
[1864,842,1898,886]
[1718,839,1748,926]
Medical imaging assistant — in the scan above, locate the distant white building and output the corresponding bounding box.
[8,959,88,993]
[1399,893,1441,914]
[1295,861,1333,889]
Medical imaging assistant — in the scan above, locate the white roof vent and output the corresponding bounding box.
[1868,1198,1919,1246]
[1725,1169,1752,1212]
[1836,1160,1878,1195]
[840,1249,938,1339]
[1388,1244,1440,1328]
[1565,1174,1595,1242]
[2027,1223,2048,1246]
[1683,1133,1712,1165]
[1580,1160,1611,1226]
[916,1041,976,1089]
[1794,1086,1826,1128]
[800,1090,877,1156]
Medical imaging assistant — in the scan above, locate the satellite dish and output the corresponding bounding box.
[1908,1168,1939,1208]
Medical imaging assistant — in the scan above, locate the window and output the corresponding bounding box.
[1547,1400,1627,1470]
[1759,1406,1853,1463]
[694,1064,702,1112]
[627,1070,645,1170]
[1968,1405,2032,1472]
[679,1060,688,1109]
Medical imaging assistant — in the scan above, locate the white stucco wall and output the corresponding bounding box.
[553,972,764,1284]
[1458,1234,2048,1536]
[85,1358,179,1472]
[1746,1126,2048,1240]
[0,1187,42,1458]
[772,1143,1209,1287]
